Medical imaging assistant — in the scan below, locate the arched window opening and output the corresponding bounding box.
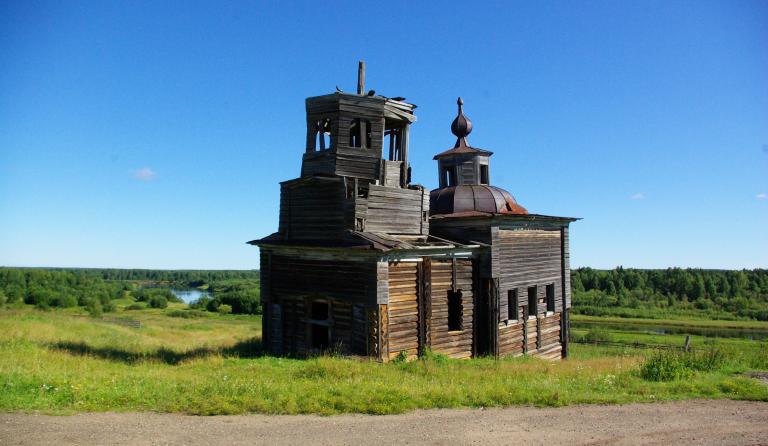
[349,119,372,148]
[314,118,332,151]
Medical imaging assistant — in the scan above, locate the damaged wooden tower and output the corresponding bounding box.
[250,62,578,360]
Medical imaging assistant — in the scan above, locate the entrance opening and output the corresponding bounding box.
[309,300,330,350]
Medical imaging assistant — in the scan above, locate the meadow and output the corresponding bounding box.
[1,300,767,415]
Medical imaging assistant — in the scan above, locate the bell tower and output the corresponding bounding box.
[277,62,430,243]
[301,61,417,189]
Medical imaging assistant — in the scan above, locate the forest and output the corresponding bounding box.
[0,267,261,315]
[572,267,768,321]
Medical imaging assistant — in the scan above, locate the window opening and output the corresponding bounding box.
[527,286,537,317]
[508,289,518,321]
[480,164,489,185]
[546,283,556,312]
[314,118,332,151]
[349,119,371,148]
[384,123,406,161]
[443,167,457,187]
[309,300,330,350]
[447,289,463,331]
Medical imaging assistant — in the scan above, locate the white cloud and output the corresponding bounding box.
[630,193,645,200]
[132,167,156,181]
[757,193,768,200]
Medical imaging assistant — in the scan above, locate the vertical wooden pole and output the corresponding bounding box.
[357,60,365,95]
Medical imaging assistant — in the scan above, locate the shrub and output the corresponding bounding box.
[581,328,613,343]
[148,295,168,309]
[86,301,102,317]
[0,289,6,307]
[640,348,728,381]
[189,296,212,310]
[217,304,232,315]
[102,301,117,313]
[167,309,208,319]
[52,294,78,308]
[125,303,145,310]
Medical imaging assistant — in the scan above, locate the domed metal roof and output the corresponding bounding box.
[430,185,528,216]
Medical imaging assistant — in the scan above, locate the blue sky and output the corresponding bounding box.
[1,0,766,270]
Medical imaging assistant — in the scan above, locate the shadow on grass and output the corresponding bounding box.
[48,337,265,365]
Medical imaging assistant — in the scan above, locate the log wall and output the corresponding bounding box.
[386,261,419,361]
[428,259,474,359]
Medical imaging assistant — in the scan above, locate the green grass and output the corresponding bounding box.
[0,304,766,415]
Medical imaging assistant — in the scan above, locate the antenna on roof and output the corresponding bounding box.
[357,60,365,95]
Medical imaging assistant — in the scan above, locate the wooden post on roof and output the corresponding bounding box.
[357,61,365,95]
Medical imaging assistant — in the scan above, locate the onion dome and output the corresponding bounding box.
[450,97,473,146]
[430,185,528,216]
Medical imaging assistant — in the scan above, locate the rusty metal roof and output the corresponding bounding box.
[430,185,528,216]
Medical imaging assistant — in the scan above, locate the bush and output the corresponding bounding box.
[125,303,145,310]
[167,309,208,319]
[0,289,6,307]
[580,328,613,343]
[52,294,78,308]
[217,304,232,315]
[148,295,168,309]
[86,301,102,317]
[189,296,212,310]
[640,348,728,381]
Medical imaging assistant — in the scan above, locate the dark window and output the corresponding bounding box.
[546,283,556,312]
[527,286,537,317]
[447,289,463,331]
[310,300,329,320]
[309,300,330,350]
[480,164,489,185]
[508,289,518,321]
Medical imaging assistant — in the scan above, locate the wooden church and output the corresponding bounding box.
[250,64,577,361]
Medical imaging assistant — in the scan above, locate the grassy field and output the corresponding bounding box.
[1,302,767,415]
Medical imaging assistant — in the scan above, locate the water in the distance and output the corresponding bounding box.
[171,288,211,304]
[572,320,768,341]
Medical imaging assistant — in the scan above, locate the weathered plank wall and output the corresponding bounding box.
[269,254,378,305]
[386,261,419,361]
[494,228,564,320]
[279,178,346,241]
[363,185,428,235]
[429,259,474,359]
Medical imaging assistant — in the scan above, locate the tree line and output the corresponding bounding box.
[572,267,768,320]
[0,267,260,315]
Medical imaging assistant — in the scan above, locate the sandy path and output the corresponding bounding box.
[1,400,767,446]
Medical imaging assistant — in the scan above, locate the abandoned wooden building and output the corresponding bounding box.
[250,64,578,361]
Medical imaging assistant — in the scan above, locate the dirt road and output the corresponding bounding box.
[1,400,766,446]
